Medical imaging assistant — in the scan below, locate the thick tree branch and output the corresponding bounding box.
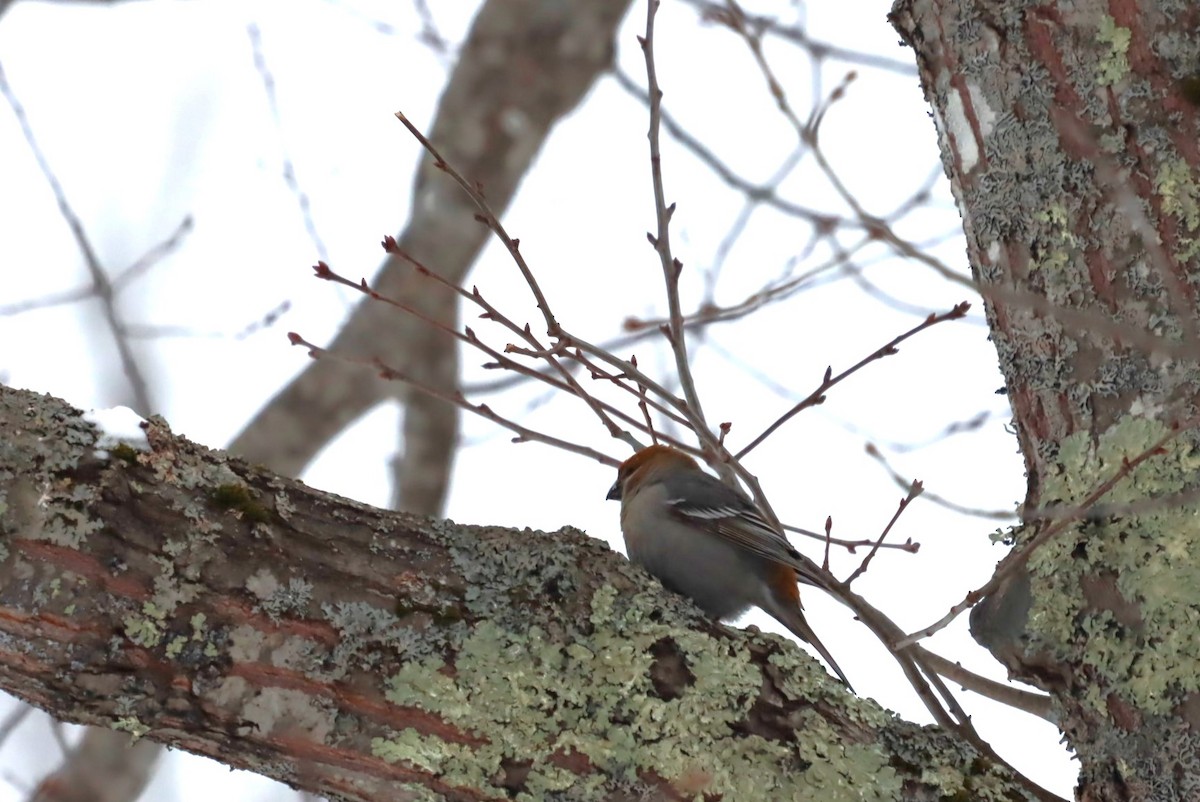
[0,384,1042,801]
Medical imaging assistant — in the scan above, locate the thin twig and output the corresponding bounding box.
[394,111,560,337]
[723,0,810,138]
[638,0,718,459]
[0,59,153,413]
[248,23,329,263]
[0,705,32,750]
[846,480,923,584]
[913,647,1053,720]
[737,302,970,459]
[783,522,920,554]
[821,516,833,571]
[1,218,193,316]
[310,260,667,449]
[897,421,1190,647]
[833,586,1066,802]
[866,443,1017,521]
[379,242,642,450]
[111,217,194,290]
[681,0,918,75]
[288,331,619,467]
[392,111,722,448]
[632,355,658,443]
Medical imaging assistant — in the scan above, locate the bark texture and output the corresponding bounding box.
[891,1,1200,799]
[0,384,1039,800]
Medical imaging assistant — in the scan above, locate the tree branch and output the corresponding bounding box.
[0,383,1047,801]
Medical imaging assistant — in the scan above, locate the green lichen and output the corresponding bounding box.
[123,601,167,648]
[211,483,271,523]
[112,716,150,741]
[1155,157,1200,238]
[380,581,899,800]
[165,635,188,659]
[109,443,141,464]
[1027,416,1200,714]
[1096,15,1131,86]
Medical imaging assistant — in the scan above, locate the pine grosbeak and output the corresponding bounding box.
[607,445,851,689]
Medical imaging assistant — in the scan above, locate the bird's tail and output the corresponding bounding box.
[768,601,853,692]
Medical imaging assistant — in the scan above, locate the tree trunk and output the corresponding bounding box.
[891,1,1200,799]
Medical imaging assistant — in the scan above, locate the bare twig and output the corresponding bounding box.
[111,217,194,290]
[394,112,561,339]
[832,586,1066,802]
[913,648,1053,720]
[289,331,619,467]
[846,480,923,584]
[394,110,730,456]
[248,23,329,263]
[610,67,839,228]
[310,260,675,450]
[1,218,193,317]
[723,0,810,137]
[866,443,1018,521]
[897,421,1189,647]
[123,300,291,341]
[0,59,153,413]
[0,705,32,750]
[377,243,642,450]
[637,0,718,457]
[682,0,918,75]
[632,355,658,443]
[783,522,920,554]
[737,302,971,459]
[821,516,834,571]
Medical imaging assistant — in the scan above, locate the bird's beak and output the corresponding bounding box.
[606,480,622,501]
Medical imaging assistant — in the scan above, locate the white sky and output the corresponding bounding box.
[0,0,1075,799]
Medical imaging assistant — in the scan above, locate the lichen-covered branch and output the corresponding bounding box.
[0,384,1039,801]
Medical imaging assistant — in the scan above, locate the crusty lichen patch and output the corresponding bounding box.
[374,583,902,801]
[1028,416,1200,715]
[1095,15,1131,86]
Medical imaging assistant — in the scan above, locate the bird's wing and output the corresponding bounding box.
[659,471,830,590]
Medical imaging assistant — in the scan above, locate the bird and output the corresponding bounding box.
[607,444,851,690]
